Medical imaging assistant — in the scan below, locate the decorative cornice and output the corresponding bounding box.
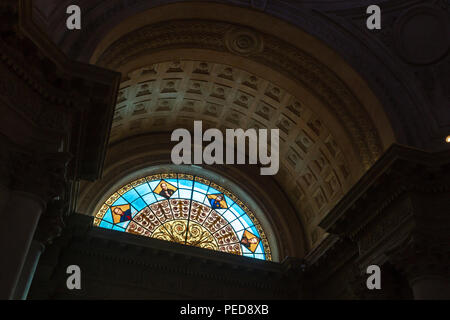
[303,233,340,266]
[0,39,73,109]
[10,151,72,203]
[225,27,264,56]
[387,234,450,281]
[49,214,295,297]
[14,0,121,181]
[320,144,450,235]
[34,0,449,153]
[34,198,70,247]
[300,145,450,297]
[304,235,358,283]
[314,144,450,292]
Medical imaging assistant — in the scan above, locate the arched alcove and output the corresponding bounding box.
[77,134,305,261]
[76,2,395,254]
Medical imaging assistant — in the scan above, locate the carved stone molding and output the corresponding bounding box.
[225,27,264,56]
[330,0,450,148]
[300,234,359,299]
[33,0,450,153]
[96,19,383,170]
[394,4,450,65]
[30,213,298,299]
[321,145,450,234]
[2,1,122,182]
[304,235,358,284]
[317,145,450,297]
[251,0,268,11]
[10,151,72,204]
[34,198,70,247]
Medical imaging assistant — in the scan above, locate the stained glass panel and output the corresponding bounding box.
[94,174,271,260]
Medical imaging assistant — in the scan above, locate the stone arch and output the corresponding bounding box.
[77,133,306,261]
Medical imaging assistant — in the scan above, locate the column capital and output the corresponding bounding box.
[34,198,68,247]
[10,151,72,205]
[387,234,450,282]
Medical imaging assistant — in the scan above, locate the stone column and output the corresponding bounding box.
[12,197,67,300]
[0,150,70,299]
[12,240,45,300]
[0,191,45,299]
[389,236,450,300]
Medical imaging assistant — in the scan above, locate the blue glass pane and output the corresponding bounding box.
[254,242,263,254]
[250,226,260,238]
[99,220,113,229]
[179,179,193,189]
[241,215,253,229]
[223,210,236,223]
[142,193,157,205]
[135,183,151,196]
[224,195,234,208]
[165,179,178,188]
[148,180,161,191]
[207,186,221,194]
[193,181,209,193]
[192,191,205,203]
[231,204,245,216]
[111,196,129,207]
[241,245,252,254]
[178,188,193,199]
[229,206,242,219]
[122,189,140,203]
[112,225,126,232]
[115,220,131,229]
[202,196,212,206]
[131,197,147,212]
[103,209,114,224]
[231,219,244,232]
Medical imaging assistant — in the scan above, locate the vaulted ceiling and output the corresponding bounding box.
[32,0,450,257]
[109,58,360,249]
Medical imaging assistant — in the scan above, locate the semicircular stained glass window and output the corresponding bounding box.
[94,173,271,261]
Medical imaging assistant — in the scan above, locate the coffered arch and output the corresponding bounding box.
[105,57,361,247]
[78,2,395,252]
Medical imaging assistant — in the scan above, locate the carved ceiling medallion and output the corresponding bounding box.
[225,28,264,56]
